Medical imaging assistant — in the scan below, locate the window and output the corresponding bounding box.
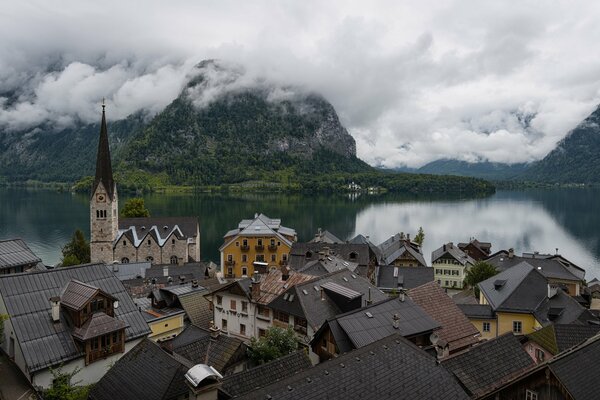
[222,319,228,332]
[282,254,288,262]
[257,239,263,246]
[123,240,127,246]
[256,254,265,262]
[271,254,276,262]
[242,267,248,276]
[270,239,275,246]
[121,257,129,264]
[349,252,358,260]
[216,295,222,306]
[230,300,237,310]
[146,256,154,262]
[482,322,491,332]
[241,301,248,313]
[170,256,178,265]
[242,239,248,247]
[525,389,538,400]
[513,321,522,334]
[242,254,247,262]
[172,238,175,245]
[258,328,266,338]
[535,348,545,362]
[227,254,233,262]
[240,324,246,336]
[274,310,289,323]
[236,241,239,247]
[147,239,151,246]
[257,306,270,318]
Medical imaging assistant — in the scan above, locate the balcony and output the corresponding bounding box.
[293,325,307,335]
[255,244,264,251]
[87,342,124,365]
[268,244,278,251]
[240,245,250,252]
[273,319,289,329]
[225,259,236,266]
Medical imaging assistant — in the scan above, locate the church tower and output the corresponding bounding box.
[90,101,119,264]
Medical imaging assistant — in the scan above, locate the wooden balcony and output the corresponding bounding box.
[86,342,124,365]
[240,245,250,252]
[268,244,278,251]
[255,244,264,251]
[273,319,289,329]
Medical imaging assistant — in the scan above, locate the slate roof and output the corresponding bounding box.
[533,289,596,327]
[0,239,42,270]
[457,304,494,319]
[527,323,600,355]
[376,265,434,291]
[432,242,475,266]
[106,261,152,281]
[486,252,582,283]
[168,325,244,373]
[72,312,127,341]
[116,216,199,248]
[408,281,480,353]
[378,234,426,266]
[220,214,295,250]
[221,351,312,398]
[61,279,113,310]
[268,269,388,331]
[89,339,189,400]
[348,234,383,262]
[442,333,535,398]
[297,255,359,276]
[0,263,150,372]
[314,296,440,353]
[178,290,214,328]
[309,230,342,244]
[236,334,469,400]
[92,105,116,200]
[289,243,371,271]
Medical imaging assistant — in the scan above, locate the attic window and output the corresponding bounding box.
[351,274,356,279]
[494,279,507,290]
[306,251,313,258]
[302,289,308,295]
[365,312,373,318]
[343,277,348,282]
[288,294,295,302]
[313,286,319,291]
[349,252,358,260]
[283,293,289,300]
[163,225,168,230]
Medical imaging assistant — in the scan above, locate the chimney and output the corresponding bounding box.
[320,288,325,301]
[399,232,404,240]
[209,321,221,339]
[392,313,400,329]
[254,213,258,219]
[406,234,410,241]
[163,266,169,277]
[323,247,330,256]
[251,273,261,301]
[179,276,185,285]
[192,279,199,288]
[366,288,373,306]
[448,242,453,249]
[50,297,61,323]
[281,264,290,281]
[508,248,514,259]
[399,290,405,302]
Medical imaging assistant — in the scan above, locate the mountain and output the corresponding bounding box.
[414,159,529,181]
[524,105,600,184]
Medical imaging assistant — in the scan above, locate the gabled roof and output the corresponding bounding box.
[236,334,469,400]
[457,304,494,319]
[0,238,42,270]
[116,216,198,248]
[408,281,479,353]
[72,312,127,341]
[220,214,295,250]
[533,289,595,327]
[432,243,475,266]
[309,230,342,244]
[89,339,189,400]
[527,324,600,356]
[348,234,383,261]
[376,265,434,290]
[168,325,244,373]
[289,243,370,270]
[378,234,426,266]
[221,351,312,398]
[268,269,387,331]
[178,290,214,329]
[486,252,582,282]
[92,105,115,200]
[315,296,440,353]
[0,263,150,373]
[297,254,359,276]
[61,279,115,311]
[442,333,535,398]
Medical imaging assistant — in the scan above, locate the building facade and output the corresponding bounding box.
[432,242,475,289]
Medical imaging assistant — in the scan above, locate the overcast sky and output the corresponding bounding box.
[1,1,600,168]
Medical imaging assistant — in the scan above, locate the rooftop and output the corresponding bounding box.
[527,323,600,355]
[376,265,434,291]
[432,242,475,266]
[0,238,42,270]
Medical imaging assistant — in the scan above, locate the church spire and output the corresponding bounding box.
[92,99,115,200]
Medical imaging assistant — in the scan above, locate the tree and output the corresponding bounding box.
[464,261,497,298]
[247,326,298,365]
[414,227,425,246]
[44,366,90,400]
[0,314,7,345]
[120,197,150,218]
[61,229,90,267]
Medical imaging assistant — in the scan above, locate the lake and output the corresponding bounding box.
[1,187,599,279]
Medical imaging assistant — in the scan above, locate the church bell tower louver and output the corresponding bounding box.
[90,100,118,264]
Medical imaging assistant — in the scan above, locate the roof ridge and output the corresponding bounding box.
[0,262,106,279]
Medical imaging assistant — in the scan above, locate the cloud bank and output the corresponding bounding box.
[2,0,600,167]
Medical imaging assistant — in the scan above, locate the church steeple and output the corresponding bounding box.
[93,100,115,200]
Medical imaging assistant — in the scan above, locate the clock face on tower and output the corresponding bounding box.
[96,194,106,203]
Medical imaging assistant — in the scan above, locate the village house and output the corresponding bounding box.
[219,214,296,279]
[477,262,597,338]
[0,238,44,274]
[376,265,434,294]
[310,294,440,362]
[90,104,200,266]
[457,303,498,340]
[309,228,342,244]
[289,242,375,279]
[524,323,600,364]
[0,263,150,389]
[458,238,492,261]
[378,232,427,267]
[292,248,360,276]
[432,242,475,290]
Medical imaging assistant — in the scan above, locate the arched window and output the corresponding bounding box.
[121,257,129,264]
[170,256,178,265]
[146,256,154,262]
[349,252,358,260]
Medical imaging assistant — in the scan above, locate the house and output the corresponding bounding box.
[309,228,342,244]
[442,333,535,399]
[486,249,585,297]
[378,232,427,267]
[481,333,600,400]
[0,238,44,274]
[348,234,383,265]
[89,338,224,400]
[478,262,597,337]
[376,265,434,293]
[293,249,359,276]
[458,238,492,261]
[524,323,600,363]
[233,334,469,400]
[289,242,374,279]
[0,263,150,389]
[457,304,497,340]
[408,281,480,355]
[206,268,314,341]
[432,242,475,289]
[267,269,388,353]
[135,297,186,342]
[219,214,296,279]
[310,295,440,361]
[90,104,200,265]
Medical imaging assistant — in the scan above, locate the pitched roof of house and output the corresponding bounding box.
[527,324,600,355]
[432,243,475,266]
[0,238,42,270]
[268,269,388,331]
[296,254,359,276]
[457,304,495,319]
[178,290,214,329]
[314,296,440,353]
[376,266,434,291]
[378,234,426,266]
[289,243,371,270]
[61,279,115,310]
[72,312,127,341]
[221,351,312,398]
[116,216,199,248]
[486,252,582,282]
[89,339,189,400]
[221,214,295,250]
[442,333,535,398]
[236,334,469,400]
[0,263,150,372]
[408,281,480,352]
[168,325,244,373]
[348,234,383,262]
[309,230,342,244]
[92,105,116,200]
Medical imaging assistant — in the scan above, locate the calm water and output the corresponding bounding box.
[1,188,599,279]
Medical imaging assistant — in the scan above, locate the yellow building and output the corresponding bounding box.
[219,214,297,278]
[136,298,186,342]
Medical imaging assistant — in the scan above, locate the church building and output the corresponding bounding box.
[90,103,200,265]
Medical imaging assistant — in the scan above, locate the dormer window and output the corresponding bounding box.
[349,252,358,260]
